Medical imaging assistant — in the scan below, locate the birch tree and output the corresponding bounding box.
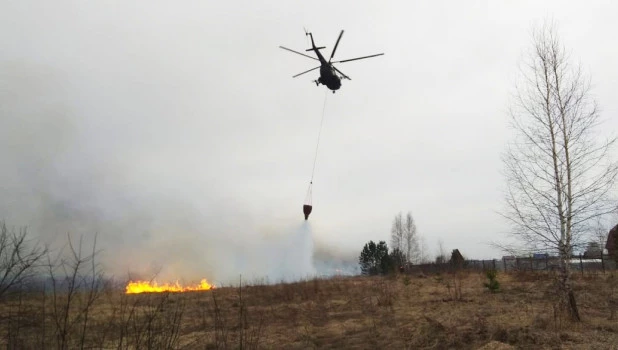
[502,22,618,321]
[390,212,404,255]
[391,212,420,264]
[403,212,419,263]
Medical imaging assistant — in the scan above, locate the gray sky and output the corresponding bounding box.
[1,1,617,284]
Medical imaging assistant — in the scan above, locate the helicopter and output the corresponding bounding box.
[279,30,384,93]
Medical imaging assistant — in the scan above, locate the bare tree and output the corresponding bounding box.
[501,22,618,321]
[47,233,105,349]
[435,239,448,264]
[390,212,404,254]
[403,212,419,263]
[418,235,430,263]
[391,212,420,264]
[0,221,47,300]
[592,213,618,255]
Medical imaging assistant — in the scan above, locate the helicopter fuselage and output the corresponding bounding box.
[308,34,341,91]
[318,65,341,91]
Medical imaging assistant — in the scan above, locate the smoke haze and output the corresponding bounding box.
[0,60,358,285]
[2,1,618,285]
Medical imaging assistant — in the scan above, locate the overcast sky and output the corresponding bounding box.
[1,1,617,284]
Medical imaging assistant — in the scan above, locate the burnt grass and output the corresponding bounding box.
[1,270,617,349]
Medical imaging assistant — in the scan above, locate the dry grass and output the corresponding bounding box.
[1,270,618,349]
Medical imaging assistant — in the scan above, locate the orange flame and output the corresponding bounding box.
[125,279,214,294]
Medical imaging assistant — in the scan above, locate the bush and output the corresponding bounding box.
[483,269,500,293]
[402,275,411,286]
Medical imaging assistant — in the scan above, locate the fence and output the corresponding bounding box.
[409,254,617,275]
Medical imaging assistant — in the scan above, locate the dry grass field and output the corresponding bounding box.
[1,270,618,349]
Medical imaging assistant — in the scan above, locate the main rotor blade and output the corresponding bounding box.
[331,53,384,64]
[279,46,318,61]
[329,30,344,62]
[332,66,351,80]
[293,66,320,78]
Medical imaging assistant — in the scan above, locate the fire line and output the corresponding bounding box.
[125,279,214,294]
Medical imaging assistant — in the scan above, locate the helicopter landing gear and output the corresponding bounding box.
[314,80,319,86]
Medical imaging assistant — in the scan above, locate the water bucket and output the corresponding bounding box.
[303,204,312,220]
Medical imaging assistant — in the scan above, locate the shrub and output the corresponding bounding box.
[483,269,500,293]
[402,275,411,286]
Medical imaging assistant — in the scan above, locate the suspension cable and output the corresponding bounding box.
[310,90,328,184]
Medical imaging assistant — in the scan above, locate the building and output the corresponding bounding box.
[606,224,618,258]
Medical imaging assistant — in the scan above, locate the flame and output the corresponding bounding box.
[125,279,214,294]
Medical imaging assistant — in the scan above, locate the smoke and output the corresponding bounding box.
[219,222,360,286]
[312,240,361,277]
[0,62,357,286]
[1,12,367,286]
[227,222,316,285]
